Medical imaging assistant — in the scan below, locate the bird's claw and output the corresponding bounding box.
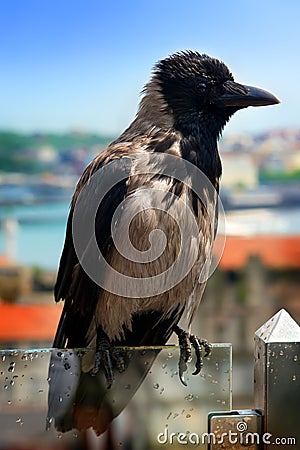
[189,334,211,375]
[90,347,114,389]
[176,328,192,386]
[173,325,211,385]
[178,352,188,386]
[111,348,126,373]
[89,329,127,388]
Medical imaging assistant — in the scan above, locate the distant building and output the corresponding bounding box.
[221,153,258,188]
[287,152,300,172]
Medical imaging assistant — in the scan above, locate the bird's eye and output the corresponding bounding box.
[197,82,207,90]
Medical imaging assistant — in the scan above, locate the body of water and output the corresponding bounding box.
[0,202,300,271]
[0,202,69,270]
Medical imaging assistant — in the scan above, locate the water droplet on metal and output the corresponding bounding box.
[293,355,298,362]
[279,349,284,356]
[46,416,53,430]
[58,396,63,402]
[162,363,167,369]
[186,414,191,418]
[292,374,297,381]
[1,355,5,361]
[8,362,15,373]
[64,362,71,370]
[184,394,194,401]
[7,400,12,405]
[167,352,173,358]
[4,385,8,390]
[153,383,159,389]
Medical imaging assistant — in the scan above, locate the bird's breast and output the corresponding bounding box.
[92,175,217,342]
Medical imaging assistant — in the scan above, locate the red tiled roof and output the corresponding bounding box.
[0,303,62,342]
[219,235,300,270]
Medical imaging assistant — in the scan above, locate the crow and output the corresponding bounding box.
[49,50,279,434]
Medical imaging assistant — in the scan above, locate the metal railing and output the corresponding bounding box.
[0,309,298,449]
[0,344,231,449]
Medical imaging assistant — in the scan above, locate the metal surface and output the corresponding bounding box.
[0,344,232,449]
[208,410,263,449]
[254,309,300,449]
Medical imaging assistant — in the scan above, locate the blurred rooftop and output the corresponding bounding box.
[219,235,300,270]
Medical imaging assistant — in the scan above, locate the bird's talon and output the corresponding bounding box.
[111,348,126,373]
[178,361,188,386]
[90,349,101,376]
[90,328,116,387]
[101,349,114,388]
[192,365,202,376]
[190,334,203,375]
[199,339,212,357]
[173,325,211,383]
[90,367,99,376]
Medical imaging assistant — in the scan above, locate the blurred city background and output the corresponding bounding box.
[0,1,300,448]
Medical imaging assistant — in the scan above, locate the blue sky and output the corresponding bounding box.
[1,0,299,136]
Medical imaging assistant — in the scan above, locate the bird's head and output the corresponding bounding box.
[140,50,279,137]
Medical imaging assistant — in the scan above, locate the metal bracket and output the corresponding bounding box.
[208,409,263,449]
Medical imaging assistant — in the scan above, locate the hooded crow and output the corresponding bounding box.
[49,50,279,433]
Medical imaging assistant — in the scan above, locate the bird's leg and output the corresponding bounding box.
[90,328,126,388]
[90,328,113,386]
[189,334,211,374]
[111,347,126,374]
[173,326,192,386]
[173,325,212,386]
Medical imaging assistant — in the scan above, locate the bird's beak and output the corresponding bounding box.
[215,81,280,109]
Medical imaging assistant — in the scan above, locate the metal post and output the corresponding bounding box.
[254,309,300,449]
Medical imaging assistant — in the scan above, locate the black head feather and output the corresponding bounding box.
[120,50,278,143]
[154,50,234,85]
[148,51,237,136]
